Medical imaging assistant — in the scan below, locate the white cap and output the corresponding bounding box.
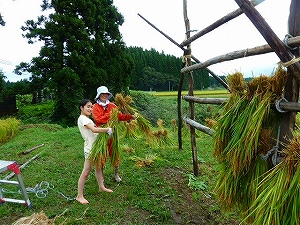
[95,86,113,100]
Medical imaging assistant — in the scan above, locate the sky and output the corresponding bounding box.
[0,0,291,82]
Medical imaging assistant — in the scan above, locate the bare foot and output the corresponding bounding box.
[99,187,113,193]
[76,196,89,204]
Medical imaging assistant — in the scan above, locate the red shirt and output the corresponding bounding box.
[92,102,133,127]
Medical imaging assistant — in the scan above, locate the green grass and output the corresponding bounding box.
[0,125,240,224]
[0,92,240,224]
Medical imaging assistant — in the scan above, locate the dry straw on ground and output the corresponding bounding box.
[12,211,54,225]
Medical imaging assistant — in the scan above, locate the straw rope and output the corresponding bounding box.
[278,55,300,67]
[181,54,191,66]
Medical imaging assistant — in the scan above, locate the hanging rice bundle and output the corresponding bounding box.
[213,66,288,220]
[243,134,300,224]
[114,93,152,139]
[213,94,248,162]
[205,118,216,128]
[226,71,245,96]
[215,157,269,212]
[224,93,272,175]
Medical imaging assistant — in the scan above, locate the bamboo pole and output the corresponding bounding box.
[180,0,265,47]
[137,13,229,90]
[181,36,300,74]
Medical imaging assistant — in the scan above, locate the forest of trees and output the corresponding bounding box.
[126,47,210,92]
[0,0,225,126]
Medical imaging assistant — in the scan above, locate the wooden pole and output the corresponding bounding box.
[183,117,215,136]
[183,96,228,105]
[18,144,45,156]
[183,0,199,176]
[137,13,229,90]
[181,36,300,74]
[280,0,300,145]
[180,0,265,47]
[234,0,300,83]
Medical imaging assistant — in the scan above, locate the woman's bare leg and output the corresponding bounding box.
[76,160,92,204]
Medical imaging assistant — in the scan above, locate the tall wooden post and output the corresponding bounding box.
[183,0,199,176]
[280,0,300,145]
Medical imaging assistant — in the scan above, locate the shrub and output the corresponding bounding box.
[16,100,55,124]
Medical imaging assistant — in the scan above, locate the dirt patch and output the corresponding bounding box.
[161,168,240,225]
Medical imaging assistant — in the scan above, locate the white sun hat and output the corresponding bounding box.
[95,86,113,100]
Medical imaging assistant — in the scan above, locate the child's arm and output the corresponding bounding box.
[85,123,110,134]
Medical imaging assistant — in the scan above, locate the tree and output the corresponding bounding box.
[0,70,6,103]
[0,13,5,26]
[16,0,133,126]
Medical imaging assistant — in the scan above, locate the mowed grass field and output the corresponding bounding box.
[0,90,241,224]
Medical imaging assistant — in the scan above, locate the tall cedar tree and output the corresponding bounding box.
[16,0,133,126]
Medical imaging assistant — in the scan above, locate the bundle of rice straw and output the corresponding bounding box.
[213,66,287,215]
[130,154,158,168]
[152,119,174,146]
[12,211,54,225]
[243,134,300,224]
[114,93,152,139]
[89,108,119,169]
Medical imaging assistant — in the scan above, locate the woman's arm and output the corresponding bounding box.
[85,123,110,133]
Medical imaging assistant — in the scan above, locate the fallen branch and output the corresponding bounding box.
[18,144,45,156]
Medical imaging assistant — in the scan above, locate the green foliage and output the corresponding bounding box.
[16,94,33,106]
[130,91,179,126]
[13,91,218,127]
[188,173,207,191]
[51,67,84,127]
[16,0,133,124]
[16,101,54,124]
